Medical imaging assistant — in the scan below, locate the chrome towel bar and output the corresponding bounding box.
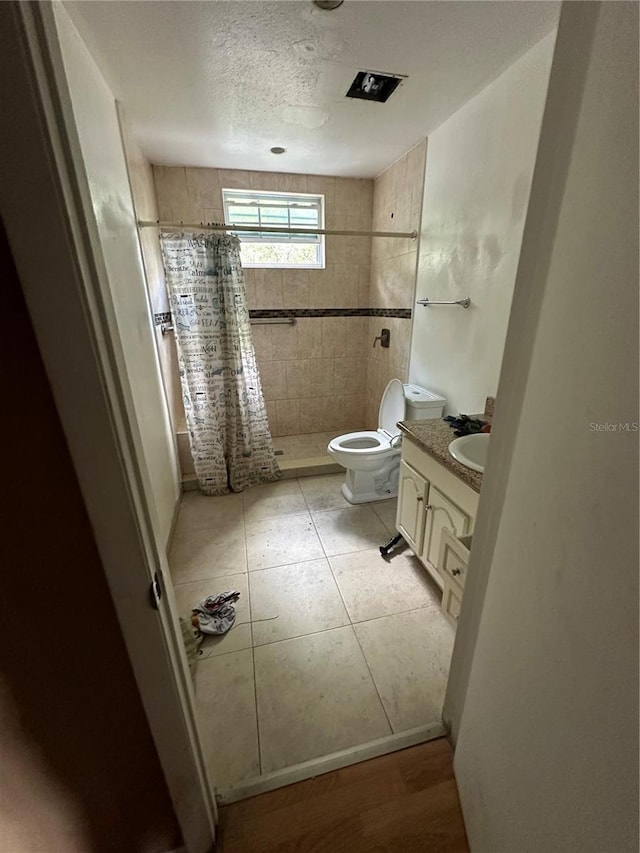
[160,317,296,335]
[416,297,471,308]
[250,317,296,326]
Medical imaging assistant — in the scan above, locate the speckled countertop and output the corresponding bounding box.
[397,416,488,494]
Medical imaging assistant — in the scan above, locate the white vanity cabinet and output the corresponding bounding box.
[396,437,479,622]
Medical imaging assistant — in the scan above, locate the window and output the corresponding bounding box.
[222,189,325,269]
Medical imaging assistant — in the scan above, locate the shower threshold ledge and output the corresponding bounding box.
[180,431,343,489]
[272,430,342,479]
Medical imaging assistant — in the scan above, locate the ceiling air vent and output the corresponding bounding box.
[345,70,405,103]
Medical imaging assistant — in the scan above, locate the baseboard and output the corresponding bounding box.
[215,720,446,804]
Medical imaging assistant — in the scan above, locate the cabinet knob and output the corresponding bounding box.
[417,495,423,502]
[452,568,462,576]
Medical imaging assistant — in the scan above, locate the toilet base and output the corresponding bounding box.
[340,460,400,504]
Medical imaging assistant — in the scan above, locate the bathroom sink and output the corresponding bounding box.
[448,433,490,473]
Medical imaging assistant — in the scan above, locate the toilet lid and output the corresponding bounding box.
[378,378,405,436]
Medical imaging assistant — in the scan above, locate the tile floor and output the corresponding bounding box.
[168,473,455,793]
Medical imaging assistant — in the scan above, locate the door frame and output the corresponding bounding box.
[1,3,216,850]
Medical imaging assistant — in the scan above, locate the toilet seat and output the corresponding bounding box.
[328,378,405,461]
[328,429,394,456]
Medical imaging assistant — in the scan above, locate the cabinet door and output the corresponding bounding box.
[396,461,429,554]
[442,580,463,627]
[423,486,471,582]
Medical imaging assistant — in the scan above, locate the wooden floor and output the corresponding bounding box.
[218,738,470,852]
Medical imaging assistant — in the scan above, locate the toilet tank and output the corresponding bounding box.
[403,384,446,420]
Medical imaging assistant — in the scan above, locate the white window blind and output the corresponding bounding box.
[222,189,325,269]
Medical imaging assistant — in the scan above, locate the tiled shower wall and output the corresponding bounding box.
[365,141,427,427]
[153,167,373,436]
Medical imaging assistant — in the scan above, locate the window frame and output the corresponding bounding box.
[222,188,325,270]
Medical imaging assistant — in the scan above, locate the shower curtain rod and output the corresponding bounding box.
[137,219,417,240]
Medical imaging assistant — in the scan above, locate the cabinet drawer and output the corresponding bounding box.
[439,529,472,589]
[442,581,463,626]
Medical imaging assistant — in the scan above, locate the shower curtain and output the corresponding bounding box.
[160,232,280,495]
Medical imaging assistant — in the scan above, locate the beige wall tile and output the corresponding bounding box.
[308,357,335,397]
[339,393,366,430]
[295,319,323,359]
[274,399,300,436]
[218,169,251,189]
[247,171,308,193]
[320,318,340,356]
[251,324,273,361]
[307,267,334,309]
[298,396,325,434]
[176,431,195,476]
[358,265,371,307]
[324,208,348,231]
[345,236,372,266]
[332,265,359,308]
[346,317,368,356]
[185,168,220,219]
[306,175,335,211]
[322,396,343,432]
[153,165,189,221]
[260,361,287,401]
[392,318,412,376]
[334,357,365,396]
[247,171,277,191]
[325,235,348,265]
[285,360,311,399]
[335,178,371,217]
[251,269,283,309]
[407,139,427,185]
[271,324,298,360]
[282,270,310,308]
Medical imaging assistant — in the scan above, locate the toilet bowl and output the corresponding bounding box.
[328,379,446,504]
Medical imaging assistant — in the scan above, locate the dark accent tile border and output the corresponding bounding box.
[249,308,412,319]
[153,311,172,326]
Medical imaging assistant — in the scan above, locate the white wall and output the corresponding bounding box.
[53,6,180,547]
[409,33,555,414]
[119,113,184,440]
[452,3,639,850]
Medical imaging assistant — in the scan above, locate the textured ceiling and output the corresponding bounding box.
[63,0,559,178]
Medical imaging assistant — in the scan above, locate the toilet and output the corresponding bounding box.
[328,379,446,504]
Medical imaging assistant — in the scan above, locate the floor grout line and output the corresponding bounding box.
[173,569,249,587]
[250,622,354,651]
[351,602,443,626]
[247,554,328,575]
[244,502,263,778]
